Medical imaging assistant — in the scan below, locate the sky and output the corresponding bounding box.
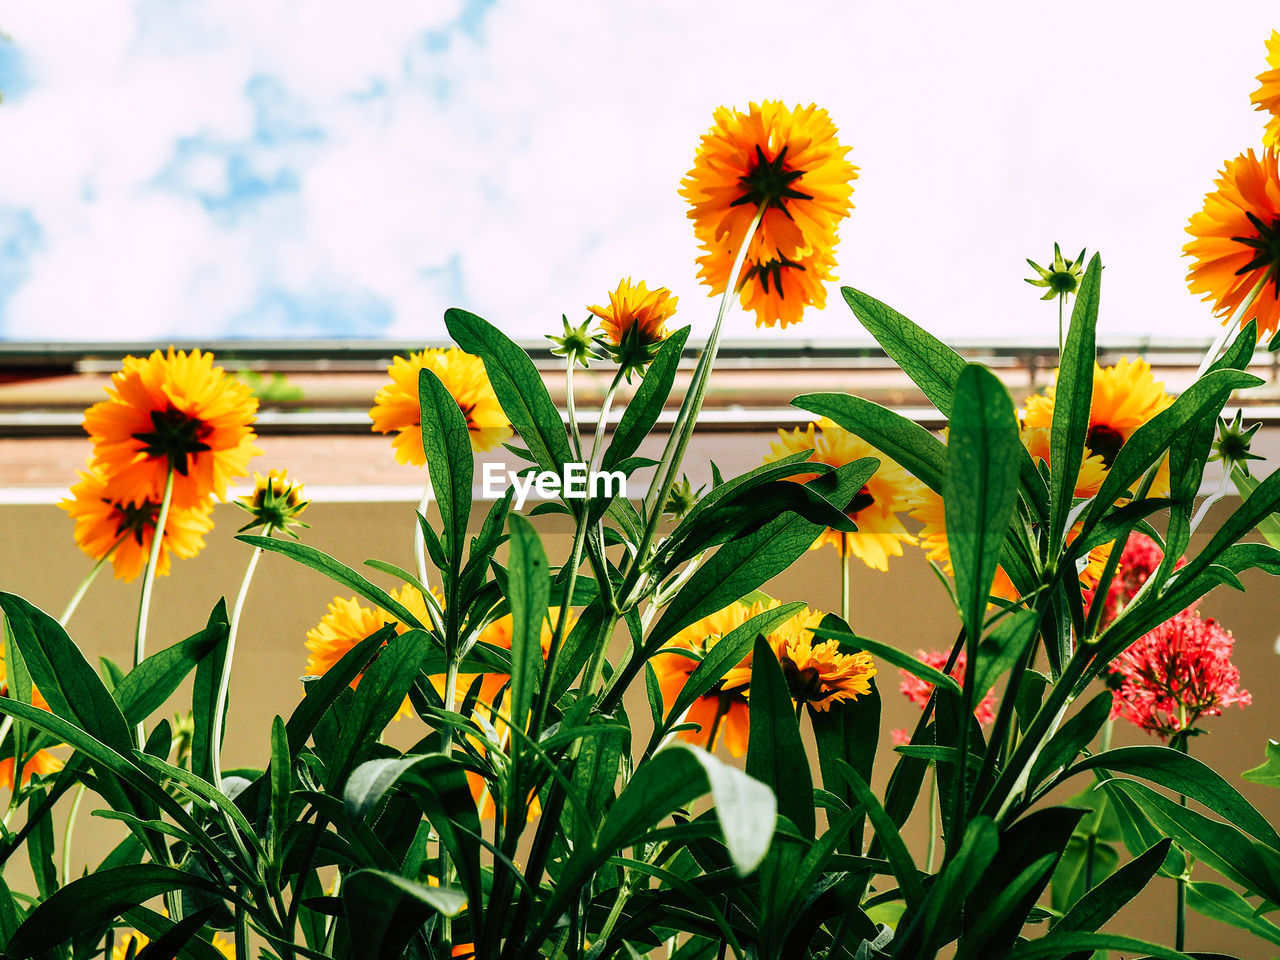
[0,1,1278,346]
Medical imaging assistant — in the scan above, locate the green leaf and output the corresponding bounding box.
[955,852,1058,960]
[0,593,133,755]
[837,760,923,907]
[746,635,814,839]
[342,869,466,960]
[505,513,550,740]
[117,906,231,960]
[445,306,573,474]
[1029,691,1113,790]
[810,627,961,695]
[792,392,947,494]
[661,602,807,731]
[1232,469,1280,550]
[418,366,475,564]
[1054,838,1172,935]
[326,630,431,791]
[236,537,429,631]
[115,611,226,727]
[903,816,998,956]
[1243,739,1280,787]
[1069,746,1280,849]
[4,866,222,956]
[973,608,1038,698]
[26,787,56,899]
[946,364,1022,642]
[603,325,690,471]
[1047,254,1100,556]
[1186,880,1280,946]
[648,460,869,648]
[268,715,290,856]
[189,600,231,783]
[1005,932,1205,959]
[130,905,222,960]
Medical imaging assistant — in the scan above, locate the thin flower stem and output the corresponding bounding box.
[438,659,461,954]
[1188,463,1234,537]
[633,203,766,574]
[59,532,127,628]
[565,359,584,461]
[133,467,174,743]
[60,783,86,884]
[1058,295,1064,358]
[1194,268,1271,379]
[925,766,939,873]
[213,543,264,793]
[840,539,851,623]
[1175,711,1190,952]
[414,480,436,592]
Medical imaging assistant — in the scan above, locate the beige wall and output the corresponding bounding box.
[2,495,1279,955]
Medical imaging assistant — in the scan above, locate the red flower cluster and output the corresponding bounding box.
[1110,611,1251,739]
[1085,533,1188,631]
[893,649,997,745]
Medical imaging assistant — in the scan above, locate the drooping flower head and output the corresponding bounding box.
[652,600,773,757]
[681,101,857,327]
[1252,31,1280,151]
[235,468,310,537]
[369,347,511,465]
[587,278,678,373]
[1110,611,1250,740]
[893,648,997,745]
[82,348,261,510]
[304,585,441,721]
[1023,358,1173,471]
[60,467,214,582]
[764,419,921,571]
[1184,149,1280,341]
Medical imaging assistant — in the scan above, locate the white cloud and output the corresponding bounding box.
[1,0,1278,343]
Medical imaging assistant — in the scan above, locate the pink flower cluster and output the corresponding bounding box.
[893,649,998,745]
[1110,610,1251,740]
[1085,533,1187,631]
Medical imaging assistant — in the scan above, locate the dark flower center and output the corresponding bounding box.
[1086,424,1125,468]
[131,407,212,476]
[1232,212,1280,299]
[457,401,478,431]
[732,145,813,216]
[781,658,826,702]
[739,255,804,298]
[109,499,161,545]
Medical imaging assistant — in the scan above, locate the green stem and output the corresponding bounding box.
[631,203,766,575]
[925,766,939,874]
[59,533,127,628]
[565,359,584,461]
[60,783,86,884]
[438,659,461,955]
[1194,267,1271,379]
[133,467,174,744]
[1058,295,1064,358]
[213,543,264,793]
[1175,714,1190,952]
[840,539,851,623]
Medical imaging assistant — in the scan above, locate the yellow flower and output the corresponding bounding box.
[1023,358,1173,471]
[764,420,921,571]
[60,467,214,582]
[369,348,511,465]
[1184,149,1280,341]
[588,278,677,352]
[236,468,310,536]
[681,101,857,263]
[304,585,440,721]
[1252,30,1280,150]
[81,348,261,510]
[112,929,235,960]
[909,486,1020,602]
[697,246,836,330]
[652,600,775,757]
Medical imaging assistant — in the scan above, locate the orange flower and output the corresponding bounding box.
[82,348,260,510]
[698,246,837,329]
[369,348,511,465]
[1252,31,1280,151]
[681,101,856,264]
[304,585,440,721]
[764,420,920,571]
[1184,149,1280,341]
[588,278,677,350]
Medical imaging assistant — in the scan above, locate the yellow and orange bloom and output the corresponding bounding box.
[1252,30,1280,151]
[652,600,776,757]
[82,348,260,510]
[764,420,921,571]
[236,468,310,536]
[588,278,677,355]
[304,585,440,721]
[60,467,214,582]
[681,101,857,327]
[909,486,1019,602]
[1185,149,1280,341]
[369,348,511,465]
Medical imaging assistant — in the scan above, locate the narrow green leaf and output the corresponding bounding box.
[946,364,1021,643]
[116,613,227,727]
[1029,691,1113,790]
[810,627,961,695]
[1232,469,1280,550]
[837,760,923,907]
[419,366,474,563]
[189,600,230,783]
[1054,838,1172,935]
[1005,932,1203,959]
[603,325,690,471]
[268,715,290,856]
[1242,739,1280,787]
[973,608,1038,697]
[342,869,466,960]
[902,816,998,955]
[1186,880,1280,946]
[445,307,573,473]
[505,513,550,738]
[746,635,814,839]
